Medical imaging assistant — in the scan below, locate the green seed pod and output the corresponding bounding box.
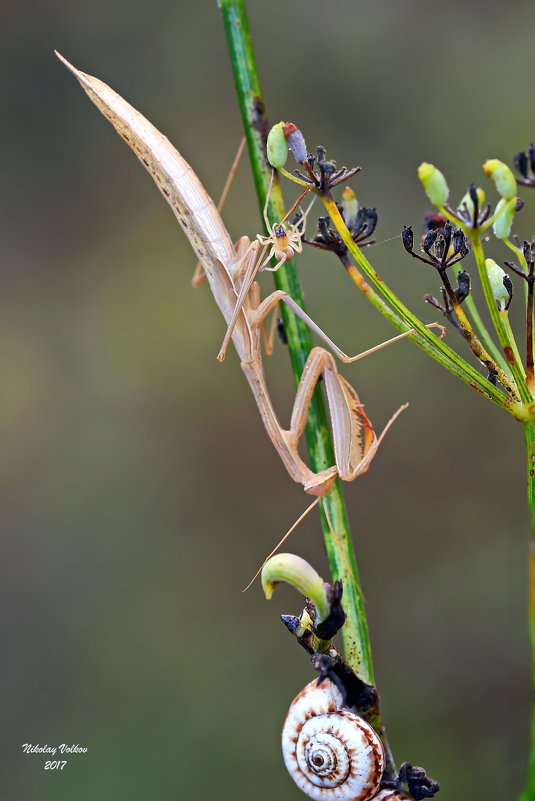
[486,258,511,310]
[267,122,288,168]
[483,159,517,200]
[418,162,449,206]
[261,553,331,622]
[493,197,516,240]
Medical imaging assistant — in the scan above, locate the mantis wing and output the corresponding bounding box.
[57,52,252,351]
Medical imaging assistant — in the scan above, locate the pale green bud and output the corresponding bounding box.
[492,197,516,240]
[483,159,517,200]
[267,122,288,168]
[261,553,330,622]
[486,258,513,310]
[418,162,449,206]
[341,186,359,230]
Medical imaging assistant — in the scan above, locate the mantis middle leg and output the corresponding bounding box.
[252,289,445,366]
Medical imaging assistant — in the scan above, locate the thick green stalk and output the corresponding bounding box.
[520,421,535,801]
[218,0,374,684]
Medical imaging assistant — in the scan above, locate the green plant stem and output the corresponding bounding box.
[502,312,526,387]
[436,265,518,400]
[520,421,535,801]
[450,261,509,373]
[218,10,399,771]
[218,0,374,684]
[470,235,532,405]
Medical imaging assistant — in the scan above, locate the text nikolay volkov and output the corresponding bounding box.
[22,744,87,755]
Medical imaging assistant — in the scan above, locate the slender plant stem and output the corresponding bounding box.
[520,421,535,801]
[218,0,375,685]
[437,266,519,398]
[470,235,532,405]
[451,261,509,372]
[526,279,535,395]
[218,11,399,771]
[500,312,526,387]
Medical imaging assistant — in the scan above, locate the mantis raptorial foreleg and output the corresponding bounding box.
[217,178,313,362]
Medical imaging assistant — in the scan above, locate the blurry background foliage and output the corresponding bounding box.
[2,1,535,799]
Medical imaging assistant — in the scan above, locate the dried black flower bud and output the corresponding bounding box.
[423,228,439,253]
[524,240,532,265]
[434,234,446,260]
[516,150,529,179]
[315,146,327,168]
[352,207,364,234]
[402,225,414,252]
[355,207,378,239]
[318,216,331,241]
[452,227,466,254]
[322,160,336,176]
[399,762,440,801]
[513,144,535,187]
[455,270,470,303]
[365,208,378,238]
[280,614,300,632]
[503,274,513,310]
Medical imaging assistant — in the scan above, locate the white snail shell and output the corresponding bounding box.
[282,678,385,801]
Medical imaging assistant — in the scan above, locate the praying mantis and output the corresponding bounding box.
[57,53,438,500]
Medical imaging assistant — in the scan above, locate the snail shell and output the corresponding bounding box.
[282,678,385,801]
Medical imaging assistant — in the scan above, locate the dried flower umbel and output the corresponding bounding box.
[401,221,474,336]
[303,186,377,266]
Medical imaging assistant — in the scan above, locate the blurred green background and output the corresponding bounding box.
[2,1,535,799]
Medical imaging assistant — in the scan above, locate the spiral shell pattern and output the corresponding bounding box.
[282,679,385,801]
